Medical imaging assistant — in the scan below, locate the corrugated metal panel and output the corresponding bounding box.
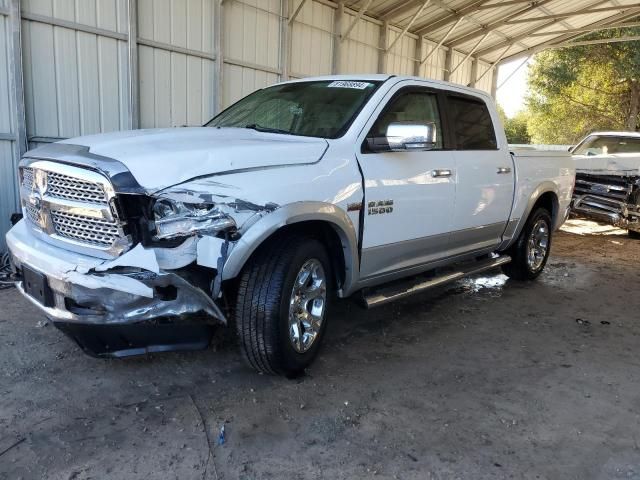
[340,12,379,73]
[475,60,493,93]
[21,0,129,138]
[290,0,334,77]
[222,0,281,107]
[0,8,17,252]
[449,50,472,85]
[386,27,417,76]
[138,0,215,127]
[418,39,446,80]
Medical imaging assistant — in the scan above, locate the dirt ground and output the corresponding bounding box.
[2,219,640,480]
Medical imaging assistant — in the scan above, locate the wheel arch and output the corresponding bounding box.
[501,183,560,251]
[221,202,359,295]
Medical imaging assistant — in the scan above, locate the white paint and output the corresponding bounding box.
[196,236,227,269]
[63,270,153,298]
[94,243,159,273]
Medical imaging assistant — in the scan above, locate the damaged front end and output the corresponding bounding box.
[8,150,278,358]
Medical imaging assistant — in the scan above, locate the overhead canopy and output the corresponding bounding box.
[343,0,640,65]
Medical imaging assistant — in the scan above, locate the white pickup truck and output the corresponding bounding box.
[571,131,640,237]
[6,75,575,375]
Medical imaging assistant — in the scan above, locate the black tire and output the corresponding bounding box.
[235,235,331,376]
[502,207,553,281]
[628,230,640,239]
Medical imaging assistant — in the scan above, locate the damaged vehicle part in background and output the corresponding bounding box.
[571,132,640,238]
[6,76,575,376]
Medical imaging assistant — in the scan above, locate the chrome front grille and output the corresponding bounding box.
[19,161,130,258]
[50,210,121,247]
[47,171,108,203]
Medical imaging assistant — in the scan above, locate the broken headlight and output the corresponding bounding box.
[152,197,236,240]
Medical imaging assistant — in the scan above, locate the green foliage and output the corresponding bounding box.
[497,105,532,144]
[525,25,640,145]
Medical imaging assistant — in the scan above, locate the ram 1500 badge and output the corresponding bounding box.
[6,75,575,375]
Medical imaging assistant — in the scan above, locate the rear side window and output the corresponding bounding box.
[448,95,497,150]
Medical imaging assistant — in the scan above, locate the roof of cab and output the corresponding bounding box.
[587,131,640,138]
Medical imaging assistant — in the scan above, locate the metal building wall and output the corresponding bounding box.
[0,0,496,251]
[0,0,18,252]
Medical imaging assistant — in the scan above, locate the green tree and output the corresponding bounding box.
[497,105,532,144]
[526,25,640,145]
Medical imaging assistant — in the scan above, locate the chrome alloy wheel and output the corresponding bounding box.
[527,219,550,271]
[288,259,327,353]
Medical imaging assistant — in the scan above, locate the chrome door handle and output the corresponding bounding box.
[497,167,512,174]
[432,169,453,178]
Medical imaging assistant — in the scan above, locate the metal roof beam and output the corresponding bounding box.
[527,21,640,37]
[470,44,512,86]
[289,0,309,25]
[341,0,374,42]
[504,5,638,25]
[386,0,432,52]
[413,0,489,37]
[444,0,556,48]
[420,16,463,66]
[450,31,491,76]
[476,0,545,10]
[499,7,640,63]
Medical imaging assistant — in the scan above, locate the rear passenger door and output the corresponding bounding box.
[448,94,515,252]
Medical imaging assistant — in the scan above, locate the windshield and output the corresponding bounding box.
[573,135,640,155]
[205,80,381,138]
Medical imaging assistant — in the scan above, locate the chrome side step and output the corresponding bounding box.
[362,255,511,308]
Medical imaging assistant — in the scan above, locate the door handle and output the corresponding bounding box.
[432,169,453,178]
[497,167,512,174]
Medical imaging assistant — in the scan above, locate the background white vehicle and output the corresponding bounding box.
[571,132,640,237]
[6,75,575,375]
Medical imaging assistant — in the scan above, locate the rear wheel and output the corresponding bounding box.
[502,208,552,281]
[235,235,331,376]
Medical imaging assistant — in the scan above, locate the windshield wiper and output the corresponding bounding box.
[245,123,291,135]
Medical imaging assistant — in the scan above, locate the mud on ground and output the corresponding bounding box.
[1,219,640,480]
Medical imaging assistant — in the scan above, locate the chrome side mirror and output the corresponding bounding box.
[366,121,438,153]
[386,122,437,151]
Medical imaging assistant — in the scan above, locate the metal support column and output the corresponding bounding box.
[378,21,388,73]
[127,0,139,129]
[214,0,224,113]
[280,0,290,81]
[414,36,424,76]
[469,57,478,88]
[332,0,344,74]
[491,65,499,98]
[443,48,453,81]
[8,0,27,159]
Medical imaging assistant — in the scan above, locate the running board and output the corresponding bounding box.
[362,255,512,308]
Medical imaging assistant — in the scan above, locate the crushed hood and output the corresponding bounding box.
[56,127,328,190]
[574,153,640,176]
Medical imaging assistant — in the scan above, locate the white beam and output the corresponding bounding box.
[289,0,309,25]
[473,44,511,86]
[449,31,490,76]
[341,0,374,42]
[420,17,462,66]
[280,0,290,81]
[527,21,640,37]
[386,0,431,53]
[504,5,637,25]
[8,0,27,207]
[332,0,344,73]
[127,0,139,128]
[414,0,489,37]
[214,0,224,113]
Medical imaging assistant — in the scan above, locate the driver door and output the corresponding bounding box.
[356,85,457,279]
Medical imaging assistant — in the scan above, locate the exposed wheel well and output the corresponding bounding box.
[532,191,559,225]
[233,221,348,290]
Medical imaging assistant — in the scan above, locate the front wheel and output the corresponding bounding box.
[502,208,553,281]
[235,235,331,376]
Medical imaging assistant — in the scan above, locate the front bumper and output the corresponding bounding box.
[7,220,226,356]
[572,194,640,231]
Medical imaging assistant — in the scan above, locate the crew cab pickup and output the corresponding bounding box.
[6,75,575,375]
[571,131,640,237]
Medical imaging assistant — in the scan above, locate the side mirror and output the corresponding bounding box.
[367,121,437,152]
[567,146,574,153]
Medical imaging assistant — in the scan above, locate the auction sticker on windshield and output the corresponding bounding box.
[327,81,372,89]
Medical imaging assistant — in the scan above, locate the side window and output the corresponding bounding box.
[448,96,497,150]
[369,91,444,149]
